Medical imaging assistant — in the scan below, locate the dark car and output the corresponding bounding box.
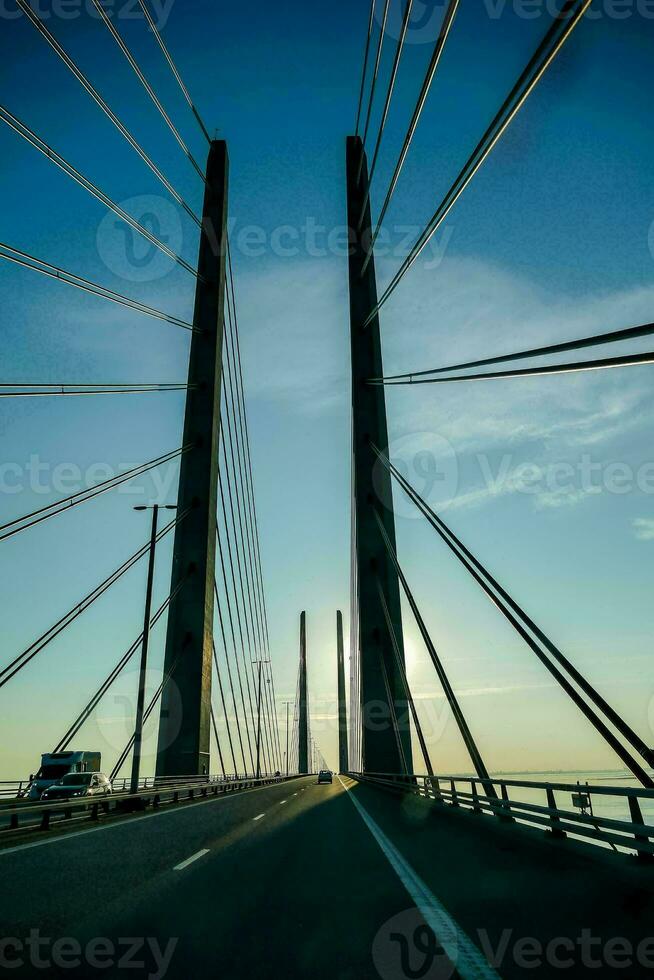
[318,770,333,784]
[41,772,112,802]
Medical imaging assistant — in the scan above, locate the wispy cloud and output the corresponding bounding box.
[633,518,654,541]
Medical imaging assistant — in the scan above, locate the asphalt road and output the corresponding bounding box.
[1,775,653,979]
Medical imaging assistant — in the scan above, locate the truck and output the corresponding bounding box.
[25,751,102,800]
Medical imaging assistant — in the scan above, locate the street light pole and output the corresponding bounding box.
[131,504,176,795]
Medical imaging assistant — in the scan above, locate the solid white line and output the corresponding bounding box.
[173,848,210,871]
[338,777,500,980]
[0,778,307,859]
[253,814,265,821]
[280,800,287,805]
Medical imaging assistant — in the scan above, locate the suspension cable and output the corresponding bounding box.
[137,0,212,144]
[0,243,195,332]
[372,320,654,383]
[0,106,200,278]
[88,0,207,183]
[373,445,654,787]
[358,0,391,161]
[355,0,378,136]
[0,510,187,688]
[214,582,249,775]
[212,639,238,775]
[370,350,654,386]
[16,0,202,228]
[0,383,194,398]
[54,575,188,751]
[373,508,495,789]
[210,705,226,779]
[357,0,415,229]
[225,244,282,767]
[363,0,591,321]
[0,444,193,543]
[361,0,461,271]
[375,578,434,776]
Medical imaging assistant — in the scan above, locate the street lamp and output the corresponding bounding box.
[252,658,271,779]
[130,504,177,795]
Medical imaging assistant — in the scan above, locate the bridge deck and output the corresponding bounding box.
[1,776,652,978]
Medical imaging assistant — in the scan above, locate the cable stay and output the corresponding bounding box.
[212,639,239,775]
[357,0,392,170]
[355,0,378,137]
[369,350,654,386]
[54,576,188,752]
[16,0,202,228]
[214,583,250,775]
[363,0,592,323]
[0,106,201,279]
[88,0,208,183]
[0,510,188,689]
[0,383,194,398]
[361,0,461,271]
[0,444,193,543]
[0,243,196,332]
[372,445,654,788]
[372,320,654,384]
[137,0,212,144]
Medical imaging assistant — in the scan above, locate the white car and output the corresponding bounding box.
[41,773,112,802]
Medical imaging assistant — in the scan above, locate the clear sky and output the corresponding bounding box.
[1,0,653,781]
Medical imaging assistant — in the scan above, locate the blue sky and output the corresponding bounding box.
[1,0,654,779]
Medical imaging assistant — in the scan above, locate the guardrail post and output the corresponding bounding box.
[40,809,51,831]
[90,803,99,822]
[499,783,515,822]
[450,779,459,807]
[628,794,652,861]
[471,781,483,814]
[546,786,566,839]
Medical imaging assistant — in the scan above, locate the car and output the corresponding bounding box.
[317,770,333,784]
[41,772,112,802]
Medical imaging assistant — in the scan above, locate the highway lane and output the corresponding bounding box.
[1,775,654,978]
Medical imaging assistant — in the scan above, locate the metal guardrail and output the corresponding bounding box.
[0,774,300,836]
[348,771,654,860]
[0,771,266,801]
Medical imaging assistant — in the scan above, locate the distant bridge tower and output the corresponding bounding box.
[156,141,229,778]
[298,611,309,774]
[336,610,349,773]
[346,136,413,774]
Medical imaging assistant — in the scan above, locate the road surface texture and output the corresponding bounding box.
[1,774,653,978]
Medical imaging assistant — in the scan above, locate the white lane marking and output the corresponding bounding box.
[338,777,501,980]
[279,800,287,805]
[293,793,298,797]
[253,814,265,821]
[173,849,210,872]
[0,779,306,858]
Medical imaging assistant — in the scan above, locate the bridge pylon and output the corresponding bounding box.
[156,141,229,778]
[336,610,349,774]
[298,611,309,774]
[346,136,413,775]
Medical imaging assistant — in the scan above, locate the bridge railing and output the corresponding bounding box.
[348,771,654,860]
[0,773,300,836]
[0,771,276,800]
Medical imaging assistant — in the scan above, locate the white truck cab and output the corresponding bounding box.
[26,751,102,800]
